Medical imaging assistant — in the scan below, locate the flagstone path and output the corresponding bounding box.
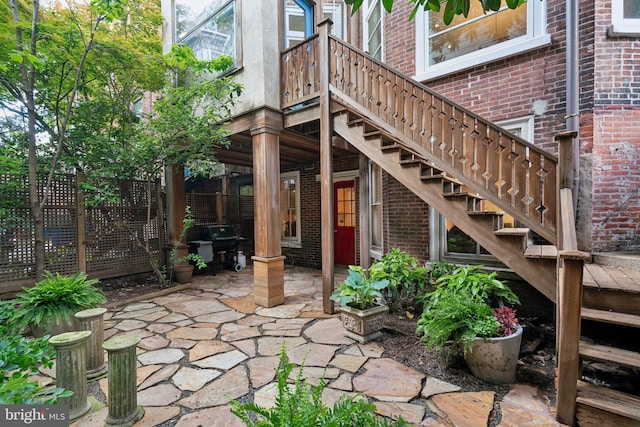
[35,267,561,426]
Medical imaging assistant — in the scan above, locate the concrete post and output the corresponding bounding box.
[75,307,108,379]
[49,331,92,422]
[103,335,144,427]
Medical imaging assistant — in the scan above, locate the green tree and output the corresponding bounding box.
[345,0,526,24]
[83,46,242,287]
[0,0,165,280]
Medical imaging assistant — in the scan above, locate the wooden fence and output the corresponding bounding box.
[0,173,255,296]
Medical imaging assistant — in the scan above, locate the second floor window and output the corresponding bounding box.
[176,0,237,64]
[415,0,548,81]
[363,0,383,60]
[284,0,313,48]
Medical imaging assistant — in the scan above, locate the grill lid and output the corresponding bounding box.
[202,225,238,241]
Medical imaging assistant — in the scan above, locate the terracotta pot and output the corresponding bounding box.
[173,264,194,284]
[338,303,388,344]
[463,325,523,384]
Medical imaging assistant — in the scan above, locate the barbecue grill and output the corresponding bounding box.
[189,225,242,274]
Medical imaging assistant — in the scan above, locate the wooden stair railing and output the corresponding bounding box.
[282,34,558,245]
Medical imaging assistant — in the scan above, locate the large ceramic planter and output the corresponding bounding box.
[338,303,388,344]
[464,325,523,384]
[173,264,194,284]
[30,314,80,338]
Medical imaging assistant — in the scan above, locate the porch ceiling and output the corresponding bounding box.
[212,121,356,168]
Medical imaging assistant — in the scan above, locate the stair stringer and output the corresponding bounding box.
[333,111,557,302]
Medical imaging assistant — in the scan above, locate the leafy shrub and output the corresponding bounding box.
[369,248,430,314]
[416,265,520,356]
[230,345,408,427]
[0,300,71,404]
[10,271,106,331]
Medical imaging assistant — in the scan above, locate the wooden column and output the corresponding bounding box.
[251,124,285,307]
[319,19,335,314]
[359,154,371,270]
[216,192,224,224]
[165,163,187,265]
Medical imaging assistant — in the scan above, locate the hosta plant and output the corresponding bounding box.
[330,266,389,310]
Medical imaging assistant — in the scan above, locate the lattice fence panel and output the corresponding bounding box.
[86,180,160,275]
[1,173,33,282]
[186,193,218,241]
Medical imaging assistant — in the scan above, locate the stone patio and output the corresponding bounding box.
[35,266,561,426]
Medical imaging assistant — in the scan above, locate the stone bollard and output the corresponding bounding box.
[103,335,144,427]
[49,331,92,422]
[75,307,108,379]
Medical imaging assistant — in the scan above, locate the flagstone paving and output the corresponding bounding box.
[55,266,563,426]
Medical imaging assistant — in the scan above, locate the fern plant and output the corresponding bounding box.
[10,271,106,331]
[230,345,408,427]
[416,265,520,357]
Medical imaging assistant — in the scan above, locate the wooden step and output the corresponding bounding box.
[581,308,640,328]
[576,380,640,421]
[579,341,640,370]
[524,244,558,259]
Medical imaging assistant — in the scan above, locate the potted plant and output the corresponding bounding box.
[416,265,522,384]
[330,266,389,343]
[10,271,106,338]
[170,206,207,284]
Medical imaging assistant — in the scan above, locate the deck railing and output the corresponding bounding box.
[281,33,559,244]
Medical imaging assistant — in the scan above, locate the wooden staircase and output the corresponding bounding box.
[281,29,640,425]
[333,110,557,300]
[575,262,640,426]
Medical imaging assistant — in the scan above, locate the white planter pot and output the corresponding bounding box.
[464,325,523,384]
[338,304,388,344]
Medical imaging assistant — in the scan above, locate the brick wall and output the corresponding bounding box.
[382,173,429,262]
[590,1,640,251]
[283,155,431,267]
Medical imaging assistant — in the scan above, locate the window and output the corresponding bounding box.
[284,0,313,48]
[415,1,549,81]
[612,0,640,34]
[280,171,301,247]
[322,1,347,40]
[431,116,532,262]
[370,162,383,258]
[176,0,237,64]
[363,0,383,60]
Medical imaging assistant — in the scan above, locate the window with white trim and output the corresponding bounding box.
[432,116,532,262]
[363,0,383,60]
[370,162,383,258]
[612,0,640,35]
[176,0,237,64]
[322,1,348,40]
[415,1,549,81]
[280,171,301,248]
[284,0,314,48]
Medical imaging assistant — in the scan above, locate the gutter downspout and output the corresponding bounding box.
[566,0,580,213]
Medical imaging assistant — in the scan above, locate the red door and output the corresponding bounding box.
[334,180,356,266]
